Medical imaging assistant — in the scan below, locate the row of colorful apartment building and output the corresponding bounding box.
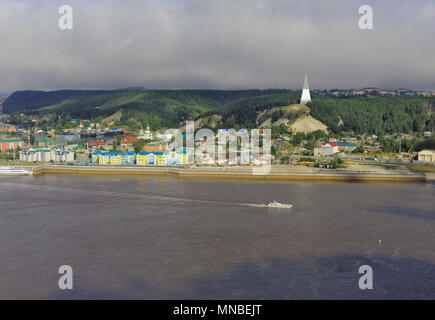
[91,150,188,166]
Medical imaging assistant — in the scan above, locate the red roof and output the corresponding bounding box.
[122,136,139,143]
[321,142,338,147]
[89,140,106,146]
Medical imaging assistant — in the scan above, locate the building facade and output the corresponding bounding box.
[19,148,74,162]
[418,149,435,164]
[92,150,135,165]
[55,132,81,145]
[35,136,57,147]
[0,139,25,151]
[136,151,187,166]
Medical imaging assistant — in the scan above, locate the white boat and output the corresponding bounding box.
[0,166,32,176]
[268,200,293,209]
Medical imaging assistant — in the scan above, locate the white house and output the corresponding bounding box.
[314,143,339,156]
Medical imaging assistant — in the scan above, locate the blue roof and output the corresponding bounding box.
[138,152,165,156]
[93,150,135,156]
[93,150,186,156]
[334,142,357,147]
[137,151,186,156]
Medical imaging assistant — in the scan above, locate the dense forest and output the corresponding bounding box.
[2,89,434,134]
[309,96,435,134]
[216,94,434,134]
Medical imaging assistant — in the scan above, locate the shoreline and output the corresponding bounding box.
[27,165,429,183]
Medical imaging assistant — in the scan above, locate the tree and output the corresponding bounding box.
[112,142,118,152]
[271,145,277,156]
[132,139,146,153]
[330,156,345,169]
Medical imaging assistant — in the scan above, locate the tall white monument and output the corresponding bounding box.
[300,74,311,105]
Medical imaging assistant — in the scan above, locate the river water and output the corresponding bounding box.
[0,174,434,299]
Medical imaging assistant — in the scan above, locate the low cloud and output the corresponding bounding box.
[0,0,434,93]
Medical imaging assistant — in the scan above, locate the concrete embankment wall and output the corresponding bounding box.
[31,165,428,183]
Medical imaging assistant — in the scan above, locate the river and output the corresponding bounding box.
[0,174,434,299]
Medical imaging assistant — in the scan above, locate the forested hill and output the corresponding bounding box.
[2,90,109,113]
[3,88,434,134]
[206,95,434,134]
[3,89,298,130]
[2,89,293,115]
[309,96,435,134]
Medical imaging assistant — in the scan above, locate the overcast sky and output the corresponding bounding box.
[0,0,434,93]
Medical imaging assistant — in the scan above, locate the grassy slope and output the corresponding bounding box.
[38,90,298,126]
[407,164,435,173]
[39,90,223,130]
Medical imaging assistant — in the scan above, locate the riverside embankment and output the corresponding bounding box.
[29,164,429,182]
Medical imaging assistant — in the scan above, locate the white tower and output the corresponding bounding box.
[300,74,311,105]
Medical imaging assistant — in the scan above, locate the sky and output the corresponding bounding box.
[0,0,434,93]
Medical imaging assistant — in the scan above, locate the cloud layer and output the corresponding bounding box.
[0,0,434,92]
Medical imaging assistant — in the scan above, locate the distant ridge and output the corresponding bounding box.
[2,90,110,114]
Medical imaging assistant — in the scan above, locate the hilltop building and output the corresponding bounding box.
[300,74,311,105]
[138,126,153,140]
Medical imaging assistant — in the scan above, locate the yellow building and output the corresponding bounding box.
[418,149,435,163]
[136,151,187,166]
[93,151,135,165]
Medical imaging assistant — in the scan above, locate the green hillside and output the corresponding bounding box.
[199,94,434,134]
[3,88,434,134]
[5,89,298,130]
